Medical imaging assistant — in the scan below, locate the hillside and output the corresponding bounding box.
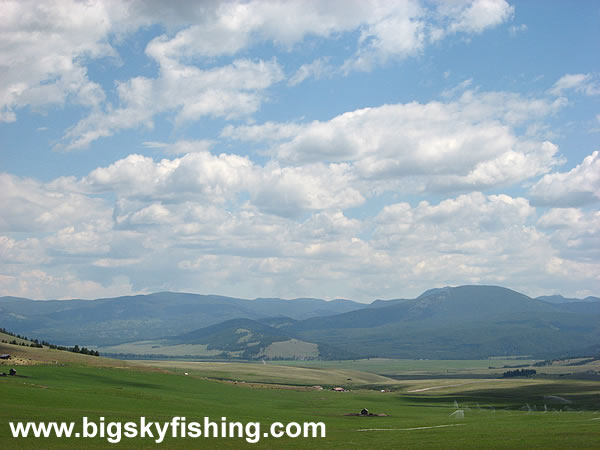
[280,286,600,359]
[2,286,599,360]
[0,335,129,368]
[290,286,557,331]
[100,318,357,360]
[536,295,600,304]
[0,292,365,346]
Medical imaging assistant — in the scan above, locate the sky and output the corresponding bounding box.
[1,0,599,302]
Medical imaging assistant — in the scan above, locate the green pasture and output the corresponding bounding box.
[1,364,599,448]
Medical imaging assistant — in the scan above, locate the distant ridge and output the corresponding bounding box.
[536,294,600,304]
[1,285,599,359]
[0,292,365,346]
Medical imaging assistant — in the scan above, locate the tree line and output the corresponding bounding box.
[0,327,99,356]
[502,368,536,378]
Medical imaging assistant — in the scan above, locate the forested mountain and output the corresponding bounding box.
[2,286,599,359]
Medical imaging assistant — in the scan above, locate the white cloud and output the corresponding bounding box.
[143,140,216,155]
[129,0,513,63]
[83,152,363,219]
[4,1,599,301]
[2,164,598,300]
[0,269,135,300]
[343,0,514,72]
[93,258,141,268]
[45,223,112,256]
[342,1,426,72]
[2,0,516,145]
[142,141,169,149]
[0,236,47,264]
[545,256,600,282]
[538,208,600,263]
[0,0,121,122]
[288,58,336,86]
[84,152,251,202]
[375,192,534,241]
[221,122,305,142]
[443,0,514,34]
[0,173,109,233]
[225,90,563,192]
[132,0,377,57]
[529,151,600,206]
[509,23,527,36]
[252,163,364,217]
[60,58,284,150]
[549,73,600,97]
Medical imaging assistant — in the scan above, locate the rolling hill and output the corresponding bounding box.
[100,317,358,360]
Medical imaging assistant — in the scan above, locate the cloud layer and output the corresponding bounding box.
[1,1,598,301]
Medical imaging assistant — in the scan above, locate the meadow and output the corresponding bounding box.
[1,350,600,448]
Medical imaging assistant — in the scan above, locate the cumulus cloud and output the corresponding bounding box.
[0,173,109,233]
[83,151,363,219]
[529,151,600,206]
[127,0,513,63]
[225,90,564,192]
[60,58,284,149]
[1,161,597,300]
[0,0,123,122]
[0,269,134,300]
[375,192,534,243]
[4,1,598,301]
[343,0,513,72]
[538,208,600,262]
[441,0,514,35]
[0,236,47,265]
[2,0,516,145]
[252,163,364,217]
[127,192,553,300]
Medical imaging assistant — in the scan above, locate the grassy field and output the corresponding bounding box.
[132,360,396,387]
[0,341,131,368]
[270,357,600,378]
[260,339,319,359]
[0,331,33,346]
[1,341,599,448]
[268,358,536,376]
[1,364,599,448]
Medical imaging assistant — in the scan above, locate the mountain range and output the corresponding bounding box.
[1,286,599,360]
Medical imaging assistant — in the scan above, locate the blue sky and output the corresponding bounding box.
[1,0,599,301]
